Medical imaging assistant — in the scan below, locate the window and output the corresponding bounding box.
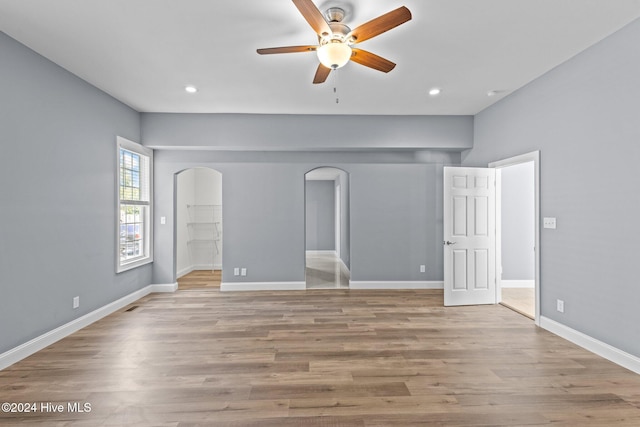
[117,137,153,272]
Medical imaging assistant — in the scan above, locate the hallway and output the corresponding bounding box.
[305,251,350,289]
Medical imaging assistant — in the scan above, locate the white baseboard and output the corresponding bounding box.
[540,316,640,375]
[349,281,444,290]
[306,250,337,256]
[193,263,215,270]
[177,265,222,278]
[0,283,177,371]
[220,281,306,292]
[150,282,179,293]
[501,280,535,288]
[176,265,193,278]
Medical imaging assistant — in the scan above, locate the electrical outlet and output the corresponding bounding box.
[234,268,240,276]
[544,217,557,229]
[420,265,426,273]
[241,268,247,276]
[73,296,80,309]
[557,299,564,313]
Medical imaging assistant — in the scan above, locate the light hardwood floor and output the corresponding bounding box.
[501,287,535,319]
[178,269,221,290]
[1,288,640,425]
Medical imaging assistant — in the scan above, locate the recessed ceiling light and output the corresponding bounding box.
[487,90,506,97]
[428,88,441,96]
[185,85,198,93]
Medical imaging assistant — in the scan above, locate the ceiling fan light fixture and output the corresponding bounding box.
[317,42,352,69]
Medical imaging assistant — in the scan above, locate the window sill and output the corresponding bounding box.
[117,256,153,273]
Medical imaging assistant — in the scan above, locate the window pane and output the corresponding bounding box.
[124,152,132,169]
[124,170,133,187]
[120,204,146,263]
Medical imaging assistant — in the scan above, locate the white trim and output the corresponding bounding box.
[335,182,341,260]
[0,283,177,371]
[306,250,338,256]
[116,136,154,273]
[177,265,222,278]
[177,265,194,278]
[349,281,444,290]
[501,280,535,288]
[489,150,540,326]
[540,316,640,375]
[150,282,179,293]
[220,281,306,292]
[192,263,220,271]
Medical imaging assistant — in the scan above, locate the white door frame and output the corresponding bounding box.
[335,183,341,259]
[489,151,540,325]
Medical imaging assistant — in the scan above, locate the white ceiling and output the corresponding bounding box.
[1,0,639,115]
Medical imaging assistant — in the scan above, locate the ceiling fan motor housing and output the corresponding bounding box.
[325,7,346,23]
[317,8,350,44]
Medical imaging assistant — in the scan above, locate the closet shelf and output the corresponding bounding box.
[185,203,223,263]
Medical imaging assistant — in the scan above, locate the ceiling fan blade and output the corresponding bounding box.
[292,0,332,37]
[257,45,317,55]
[348,6,412,44]
[313,64,332,84]
[350,48,396,73]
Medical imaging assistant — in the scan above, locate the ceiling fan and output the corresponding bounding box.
[257,0,412,84]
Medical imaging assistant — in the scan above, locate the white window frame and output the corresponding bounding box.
[116,136,153,273]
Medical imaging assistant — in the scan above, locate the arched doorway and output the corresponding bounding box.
[304,167,350,289]
[175,167,222,290]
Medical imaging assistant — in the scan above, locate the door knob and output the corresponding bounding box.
[443,240,457,246]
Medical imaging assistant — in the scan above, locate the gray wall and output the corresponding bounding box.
[349,164,441,281]
[305,180,335,251]
[501,162,535,281]
[142,109,468,286]
[463,18,640,357]
[142,114,473,152]
[151,149,455,286]
[0,33,151,354]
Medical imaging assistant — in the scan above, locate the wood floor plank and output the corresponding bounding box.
[249,382,411,400]
[1,288,640,425]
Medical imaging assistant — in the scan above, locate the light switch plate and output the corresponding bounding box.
[543,217,557,229]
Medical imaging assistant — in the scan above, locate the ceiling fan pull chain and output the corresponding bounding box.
[333,68,339,104]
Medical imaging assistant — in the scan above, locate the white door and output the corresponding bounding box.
[443,167,496,306]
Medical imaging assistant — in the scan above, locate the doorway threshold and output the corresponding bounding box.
[500,302,534,320]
